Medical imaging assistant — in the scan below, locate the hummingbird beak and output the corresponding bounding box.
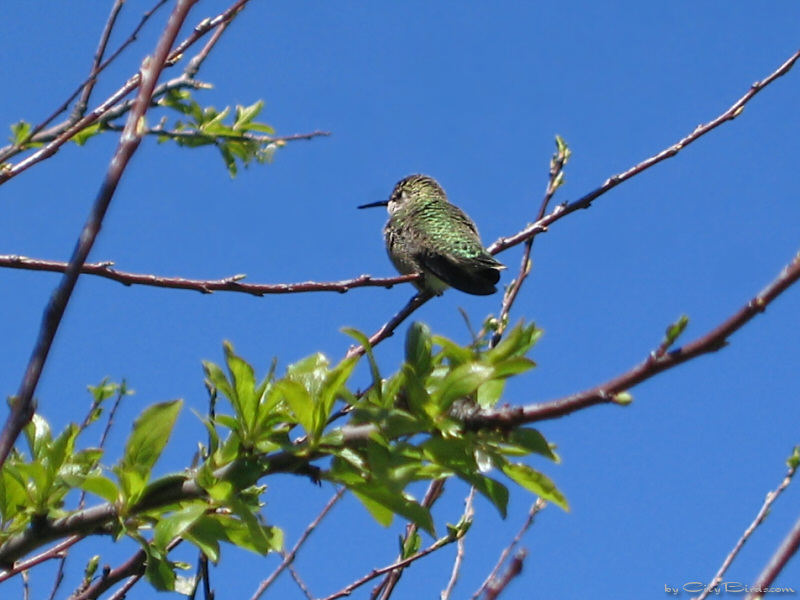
[357,200,389,209]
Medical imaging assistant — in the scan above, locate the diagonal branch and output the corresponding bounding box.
[0,1,171,165]
[464,250,800,429]
[0,0,252,186]
[488,48,800,256]
[0,0,200,469]
[695,454,798,600]
[746,512,800,600]
[491,138,569,348]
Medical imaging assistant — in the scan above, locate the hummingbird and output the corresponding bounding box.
[359,174,505,296]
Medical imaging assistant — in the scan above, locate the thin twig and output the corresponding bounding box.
[250,487,345,600]
[490,139,569,348]
[372,478,445,599]
[695,455,798,600]
[0,536,81,584]
[72,1,127,121]
[0,0,200,468]
[286,563,315,600]
[0,0,170,164]
[321,526,458,600]
[0,0,251,185]
[103,121,331,145]
[346,291,432,359]
[472,499,545,600]
[745,515,800,600]
[488,48,800,257]
[481,550,527,600]
[441,488,476,600]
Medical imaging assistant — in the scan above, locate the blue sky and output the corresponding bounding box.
[1,3,800,599]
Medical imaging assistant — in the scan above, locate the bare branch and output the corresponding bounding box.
[0,0,200,468]
[345,291,432,359]
[372,479,445,599]
[745,514,800,600]
[441,489,476,600]
[320,525,458,600]
[487,48,800,257]
[481,550,527,600]
[250,487,345,600]
[464,251,800,429]
[696,454,798,600]
[0,0,252,185]
[491,138,569,347]
[0,255,413,295]
[0,537,81,584]
[71,1,129,122]
[472,500,545,600]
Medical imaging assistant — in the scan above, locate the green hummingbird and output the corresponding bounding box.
[359,174,505,295]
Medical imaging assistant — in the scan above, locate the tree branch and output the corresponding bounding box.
[487,48,800,256]
[0,0,200,468]
[464,250,800,429]
[746,513,800,600]
[0,0,251,185]
[0,248,796,566]
[695,453,798,600]
[0,255,414,295]
[472,499,545,600]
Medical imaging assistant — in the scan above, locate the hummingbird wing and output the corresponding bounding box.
[419,250,503,296]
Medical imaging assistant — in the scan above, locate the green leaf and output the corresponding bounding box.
[204,361,234,408]
[72,122,102,146]
[153,503,207,551]
[476,379,505,409]
[401,530,422,559]
[143,544,176,591]
[463,472,509,518]
[491,357,536,378]
[234,101,264,130]
[434,362,495,411]
[120,400,182,484]
[487,322,542,363]
[225,344,258,433]
[432,335,474,366]
[787,446,800,470]
[80,474,119,503]
[286,353,330,398]
[405,322,433,376]
[505,428,557,460]
[10,120,31,145]
[350,482,435,536]
[501,461,569,511]
[316,357,357,436]
[343,328,382,401]
[400,365,434,420]
[183,515,224,562]
[274,380,314,435]
[226,495,282,555]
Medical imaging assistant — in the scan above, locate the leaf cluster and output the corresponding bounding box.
[0,322,563,593]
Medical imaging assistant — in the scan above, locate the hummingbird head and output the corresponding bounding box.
[358,174,445,215]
